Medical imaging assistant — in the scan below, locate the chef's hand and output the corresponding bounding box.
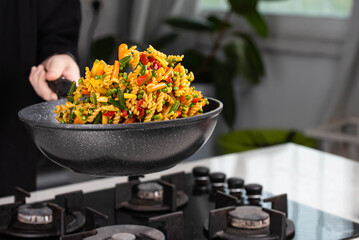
[29,54,80,101]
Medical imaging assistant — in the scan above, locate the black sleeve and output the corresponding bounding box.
[37,0,81,63]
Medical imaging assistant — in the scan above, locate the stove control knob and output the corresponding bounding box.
[193,166,210,178]
[227,177,244,197]
[210,172,226,190]
[245,184,262,205]
[193,166,210,187]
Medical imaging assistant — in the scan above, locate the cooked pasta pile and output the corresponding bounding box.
[54,44,209,124]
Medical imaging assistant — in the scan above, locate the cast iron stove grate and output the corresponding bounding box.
[115,172,188,212]
[203,192,295,240]
[0,187,87,238]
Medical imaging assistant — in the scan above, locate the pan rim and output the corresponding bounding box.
[18,97,223,130]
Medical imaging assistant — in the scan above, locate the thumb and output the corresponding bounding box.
[45,57,67,81]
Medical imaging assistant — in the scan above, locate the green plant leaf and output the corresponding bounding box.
[224,38,262,85]
[206,15,231,31]
[245,11,268,37]
[90,36,117,63]
[165,17,214,32]
[235,32,265,77]
[211,59,236,127]
[228,0,258,15]
[150,32,179,50]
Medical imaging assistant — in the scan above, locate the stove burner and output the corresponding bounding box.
[111,232,136,240]
[228,206,270,230]
[17,203,53,225]
[83,225,165,240]
[137,182,163,201]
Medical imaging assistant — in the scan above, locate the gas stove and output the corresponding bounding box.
[1,166,359,240]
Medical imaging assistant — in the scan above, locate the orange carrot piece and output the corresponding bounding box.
[111,60,120,81]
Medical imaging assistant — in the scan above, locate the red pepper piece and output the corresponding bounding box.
[140,53,148,65]
[149,56,155,62]
[180,96,186,102]
[152,61,160,70]
[137,99,144,109]
[121,110,128,117]
[192,97,202,103]
[103,111,115,117]
[137,74,148,85]
[138,108,145,117]
[167,75,173,84]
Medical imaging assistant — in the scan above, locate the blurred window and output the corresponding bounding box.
[199,0,353,19]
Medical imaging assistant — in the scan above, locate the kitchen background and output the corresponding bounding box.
[37,0,359,189]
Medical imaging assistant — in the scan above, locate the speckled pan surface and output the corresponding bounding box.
[18,97,222,176]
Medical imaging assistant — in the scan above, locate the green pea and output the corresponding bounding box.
[167,83,172,87]
[119,73,123,77]
[121,80,125,84]
[179,73,183,77]
[188,77,193,82]
[185,95,190,100]
[185,69,188,74]
[74,100,79,105]
[61,120,65,124]
[199,109,203,113]
[120,66,124,71]
[78,78,83,83]
[106,90,112,97]
[112,89,118,94]
[173,86,178,91]
[95,75,99,80]
[166,57,170,62]
[138,95,143,99]
[139,90,145,95]
[192,87,196,90]
[170,63,174,67]
[79,108,84,112]
[82,116,87,121]
[84,97,90,103]
[128,114,133,119]
[190,103,194,108]
[194,94,199,98]
[123,74,128,80]
[146,110,151,114]
[162,100,165,105]
[109,119,113,124]
[173,77,177,81]
[125,82,129,86]
[89,109,93,114]
[148,50,152,54]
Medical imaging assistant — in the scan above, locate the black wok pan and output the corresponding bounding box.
[18,97,222,176]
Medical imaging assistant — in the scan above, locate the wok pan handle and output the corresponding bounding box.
[47,76,73,99]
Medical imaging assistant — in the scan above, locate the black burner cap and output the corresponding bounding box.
[209,172,226,183]
[245,184,262,195]
[192,166,209,177]
[227,177,244,189]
